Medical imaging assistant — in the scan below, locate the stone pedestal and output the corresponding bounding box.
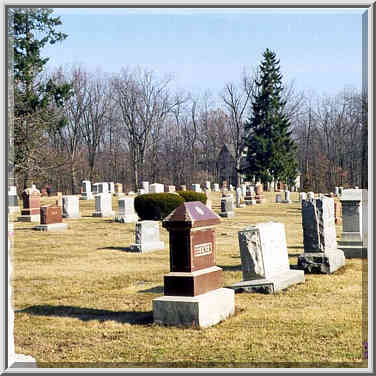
[130,221,164,252]
[298,197,345,273]
[153,288,234,329]
[231,222,304,293]
[154,201,234,328]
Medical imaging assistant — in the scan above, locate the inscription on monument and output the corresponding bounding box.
[194,242,213,257]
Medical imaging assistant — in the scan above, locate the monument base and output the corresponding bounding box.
[17,214,40,222]
[230,270,305,294]
[130,241,165,253]
[153,288,235,329]
[114,214,139,223]
[338,240,367,258]
[297,249,345,274]
[33,223,68,232]
[92,211,114,218]
[219,211,235,218]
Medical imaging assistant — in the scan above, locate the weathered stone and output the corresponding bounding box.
[92,193,114,217]
[232,222,304,293]
[298,197,345,273]
[62,195,80,219]
[130,221,164,252]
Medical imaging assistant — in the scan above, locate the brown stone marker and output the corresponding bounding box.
[21,188,41,216]
[40,205,62,225]
[162,201,223,297]
[255,184,265,203]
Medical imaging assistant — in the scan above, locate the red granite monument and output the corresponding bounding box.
[153,201,235,328]
[18,186,41,222]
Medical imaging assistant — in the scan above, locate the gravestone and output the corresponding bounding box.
[130,221,164,252]
[231,222,304,293]
[192,184,201,193]
[139,188,146,194]
[282,190,292,204]
[205,181,211,192]
[92,183,99,194]
[244,186,256,205]
[235,187,245,208]
[149,183,164,193]
[62,195,81,219]
[338,187,344,196]
[97,182,108,194]
[297,197,345,273]
[34,205,68,231]
[108,182,115,194]
[179,185,187,191]
[81,180,94,200]
[167,185,176,193]
[153,201,234,328]
[307,192,315,200]
[142,181,149,193]
[18,186,41,222]
[219,196,235,218]
[299,192,307,202]
[8,185,19,213]
[92,193,114,217]
[275,194,281,203]
[114,183,124,197]
[337,189,367,258]
[56,192,63,207]
[213,183,220,192]
[335,187,339,196]
[255,184,265,203]
[115,197,138,223]
[241,184,247,198]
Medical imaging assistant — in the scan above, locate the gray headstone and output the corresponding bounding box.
[62,195,80,218]
[131,221,165,252]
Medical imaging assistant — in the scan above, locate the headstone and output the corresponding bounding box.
[282,190,292,204]
[244,186,256,205]
[34,205,68,231]
[297,197,345,273]
[219,196,235,218]
[92,193,114,217]
[108,182,115,194]
[56,192,63,207]
[337,189,367,258]
[231,222,304,293]
[299,192,307,202]
[205,181,211,192]
[92,183,99,194]
[153,201,234,328]
[241,184,247,199]
[307,192,315,200]
[179,185,186,191]
[138,188,146,194]
[18,186,41,222]
[142,181,149,193]
[229,184,234,191]
[62,195,80,219]
[335,187,339,196]
[8,185,19,213]
[235,187,245,208]
[97,182,109,194]
[334,200,342,225]
[213,183,220,192]
[130,221,164,252]
[149,183,164,193]
[255,184,265,203]
[115,197,138,223]
[275,194,281,203]
[167,185,176,193]
[114,183,124,197]
[81,180,94,200]
[192,184,201,193]
[338,187,344,196]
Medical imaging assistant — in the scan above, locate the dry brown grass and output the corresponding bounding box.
[10,192,367,368]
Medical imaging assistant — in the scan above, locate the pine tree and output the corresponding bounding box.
[242,48,298,187]
[9,8,72,187]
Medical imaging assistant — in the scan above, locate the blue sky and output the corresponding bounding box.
[42,8,365,98]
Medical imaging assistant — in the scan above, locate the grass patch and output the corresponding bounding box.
[10,192,366,368]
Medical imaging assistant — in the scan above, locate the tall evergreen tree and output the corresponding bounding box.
[241,48,298,187]
[9,8,71,187]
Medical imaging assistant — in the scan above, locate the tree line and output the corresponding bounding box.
[9,8,367,195]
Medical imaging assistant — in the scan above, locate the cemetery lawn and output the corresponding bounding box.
[10,192,366,368]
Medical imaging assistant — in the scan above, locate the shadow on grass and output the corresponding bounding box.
[217,264,242,272]
[98,246,133,252]
[138,286,164,294]
[17,305,153,325]
[288,253,302,258]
